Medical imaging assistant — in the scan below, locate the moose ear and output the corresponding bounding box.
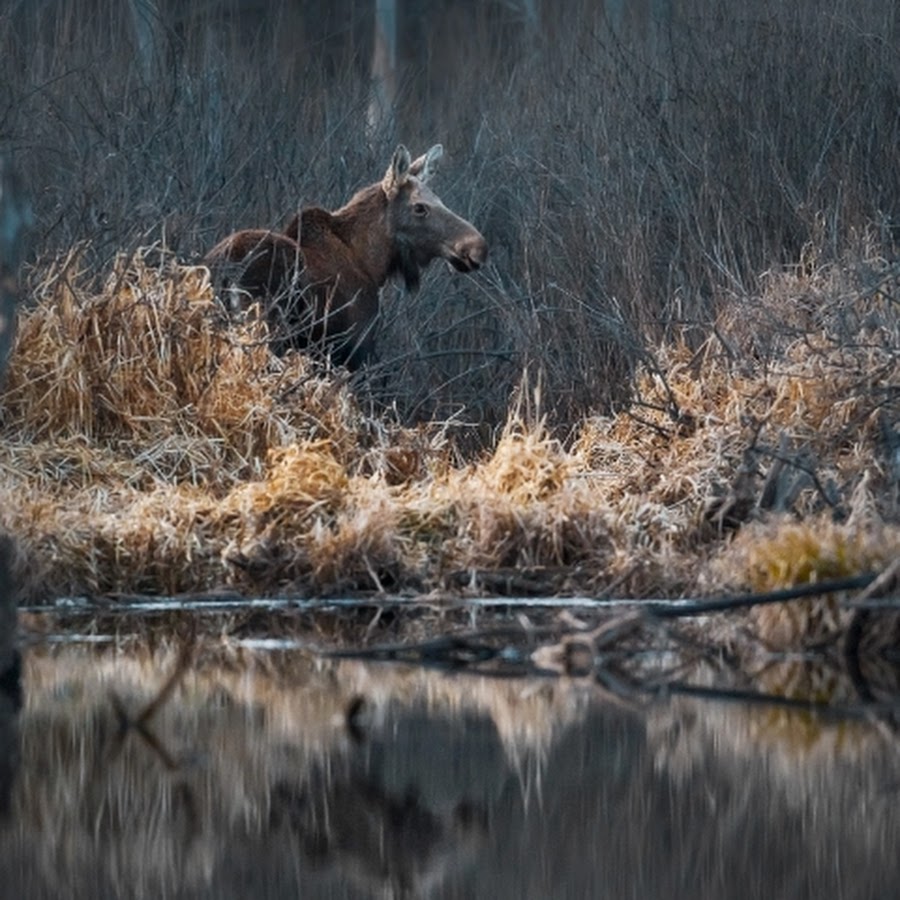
[382,145,412,197]
[409,144,443,183]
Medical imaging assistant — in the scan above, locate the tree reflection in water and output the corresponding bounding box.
[0,637,898,899]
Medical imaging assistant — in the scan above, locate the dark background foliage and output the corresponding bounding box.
[1,0,898,436]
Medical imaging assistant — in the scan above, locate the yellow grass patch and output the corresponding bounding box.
[706,517,900,649]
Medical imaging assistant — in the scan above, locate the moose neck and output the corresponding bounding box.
[329,185,399,290]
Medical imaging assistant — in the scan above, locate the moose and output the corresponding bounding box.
[203,144,488,369]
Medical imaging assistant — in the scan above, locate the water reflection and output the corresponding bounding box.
[1,639,899,899]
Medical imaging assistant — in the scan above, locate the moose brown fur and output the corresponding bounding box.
[203,144,488,369]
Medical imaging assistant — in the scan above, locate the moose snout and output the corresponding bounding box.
[450,232,488,272]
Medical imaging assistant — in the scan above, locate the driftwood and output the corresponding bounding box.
[315,568,900,721]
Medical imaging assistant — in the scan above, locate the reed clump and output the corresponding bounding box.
[708,518,900,650]
[2,248,367,488]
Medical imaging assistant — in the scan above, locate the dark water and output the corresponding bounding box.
[0,628,899,899]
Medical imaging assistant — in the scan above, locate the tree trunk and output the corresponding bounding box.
[369,0,398,136]
[127,0,162,80]
[0,158,31,382]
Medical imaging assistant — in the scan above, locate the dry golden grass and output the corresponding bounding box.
[708,518,900,649]
[2,247,366,487]
[1,246,898,644]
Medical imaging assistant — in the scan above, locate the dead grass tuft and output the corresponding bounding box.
[4,248,369,488]
[708,518,900,649]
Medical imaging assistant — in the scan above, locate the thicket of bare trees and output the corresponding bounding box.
[1,0,897,432]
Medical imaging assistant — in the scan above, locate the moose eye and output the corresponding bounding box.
[413,202,429,217]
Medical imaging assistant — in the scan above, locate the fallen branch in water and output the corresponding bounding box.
[641,572,878,619]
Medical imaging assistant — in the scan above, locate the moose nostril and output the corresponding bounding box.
[469,239,488,266]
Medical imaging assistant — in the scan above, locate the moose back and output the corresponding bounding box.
[203,145,488,370]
